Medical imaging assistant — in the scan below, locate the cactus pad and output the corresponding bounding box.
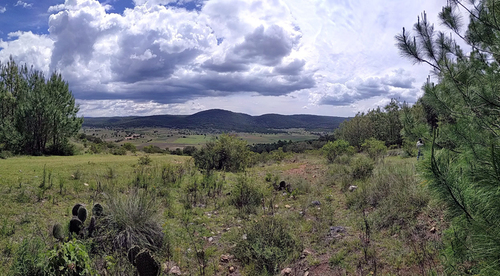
[135,249,159,276]
[72,203,83,216]
[52,223,64,241]
[127,245,141,266]
[77,206,87,223]
[69,216,83,235]
[92,203,104,217]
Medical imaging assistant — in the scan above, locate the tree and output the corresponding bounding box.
[335,112,373,149]
[193,134,250,173]
[397,1,500,273]
[0,58,82,155]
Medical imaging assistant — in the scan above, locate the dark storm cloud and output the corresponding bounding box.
[232,25,297,66]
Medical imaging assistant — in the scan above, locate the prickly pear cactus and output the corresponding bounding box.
[88,216,96,237]
[52,223,64,241]
[92,203,104,217]
[128,245,141,266]
[69,216,83,235]
[72,203,83,216]
[135,249,159,276]
[77,206,87,223]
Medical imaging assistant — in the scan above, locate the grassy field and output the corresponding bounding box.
[0,150,445,275]
[82,127,320,150]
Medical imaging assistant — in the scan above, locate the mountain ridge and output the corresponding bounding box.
[82,109,348,132]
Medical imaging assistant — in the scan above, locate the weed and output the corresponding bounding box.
[233,216,303,275]
[138,155,152,166]
[9,236,46,276]
[230,174,263,216]
[46,239,94,275]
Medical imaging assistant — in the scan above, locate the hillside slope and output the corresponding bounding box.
[82,109,348,132]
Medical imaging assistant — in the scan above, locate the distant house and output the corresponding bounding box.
[125,134,141,140]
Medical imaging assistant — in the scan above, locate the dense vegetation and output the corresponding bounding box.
[0,57,82,156]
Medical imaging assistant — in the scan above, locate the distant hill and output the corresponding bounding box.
[82,109,348,132]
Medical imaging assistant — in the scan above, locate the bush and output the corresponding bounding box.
[233,217,302,275]
[361,138,388,160]
[122,142,137,153]
[112,147,127,155]
[143,145,164,154]
[351,155,374,180]
[138,155,152,166]
[0,150,13,159]
[193,134,250,172]
[46,141,77,156]
[45,239,94,276]
[322,140,355,163]
[230,174,263,216]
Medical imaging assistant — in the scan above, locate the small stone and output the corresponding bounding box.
[430,227,436,233]
[229,266,235,273]
[242,234,247,240]
[285,204,291,208]
[220,254,232,262]
[304,272,310,276]
[208,237,214,243]
[348,185,358,192]
[275,204,279,208]
[83,183,89,186]
[311,200,321,206]
[169,266,181,275]
[281,267,292,275]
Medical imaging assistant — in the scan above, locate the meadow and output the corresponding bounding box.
[0,145,445,275]
[82,127,319,151]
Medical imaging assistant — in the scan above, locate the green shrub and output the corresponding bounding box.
[193,134,250,172]
[322,140,355,163]
[0,150,13,159]
[351,155,374,180]
[112,147,127,155]
[143,145,164,154]
[9,236,46,276]
[361,138,388,160]
[138,155,152,166]
[230,174,263,216]
[122,142,137,153]
[46,239,93,276]
[233,217,302,275]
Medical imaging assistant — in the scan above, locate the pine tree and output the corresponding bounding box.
[0,58,82,155]
[397,1,500,273]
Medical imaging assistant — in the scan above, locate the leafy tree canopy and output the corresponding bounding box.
[0,57,82,155]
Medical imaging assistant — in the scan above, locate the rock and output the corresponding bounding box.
[229,266,235,273]
[348,185,358,192]
[285,204,291,209]
[281,267,292,275]
[169,266,181,275]
[311,200,321,206]
[302,249,313,258]
[430,227,436,233]
[242,234,247,240]
[304,272,310,276]
[220,254,230,262]
[208,237,214,243]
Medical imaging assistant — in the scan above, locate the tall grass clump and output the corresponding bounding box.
[9,236,46,276]
[233,216,303,275]
[96,189,164,252]
[230,174,263,216]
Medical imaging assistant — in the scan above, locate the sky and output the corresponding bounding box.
[0,0,450,117]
